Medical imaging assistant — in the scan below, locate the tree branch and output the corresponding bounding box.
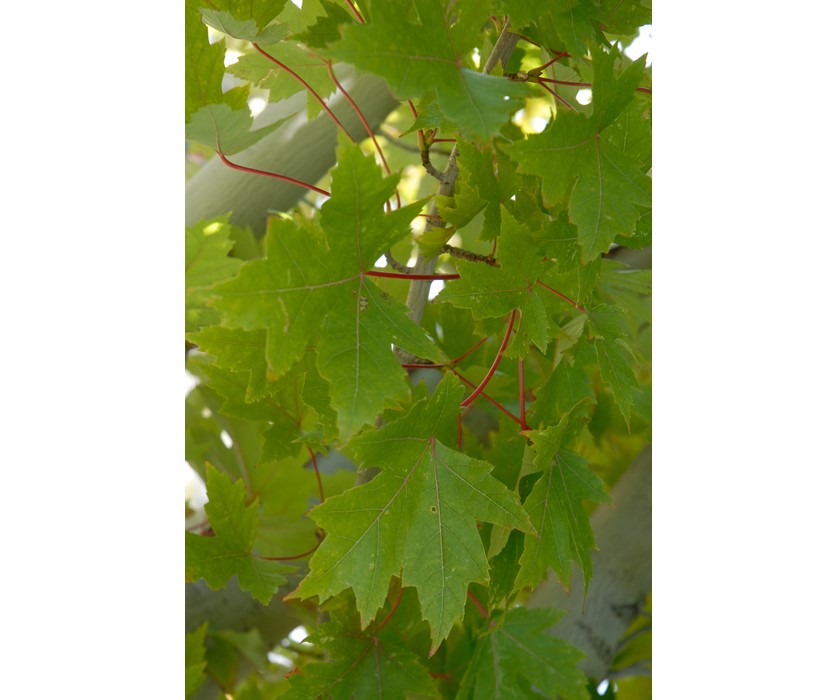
[186,68,399,237]
[403,21,520,326]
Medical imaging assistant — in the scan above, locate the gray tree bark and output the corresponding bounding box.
[186,68,399,237]
[528,446,652,682]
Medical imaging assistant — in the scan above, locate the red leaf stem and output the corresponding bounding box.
[216,152,330,197]
[535,279,587,313]
[450,368,524,428]
[343,0,365,23]
[365,270,460,281]
[535,78,579,112]
[306,445,325,503]
[262,540,321,561]
[375,586,405,632]
[460,311,518,408]
[467,590,489,619]
[251,43,353,140]
[539,77,651,95]
[534,51,571,72]
[324,60,401,210]
[518,358,529,430]
[450,337,488,365]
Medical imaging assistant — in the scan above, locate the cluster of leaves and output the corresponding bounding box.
[186,0,651,698]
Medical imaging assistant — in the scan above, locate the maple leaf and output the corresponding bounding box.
[198,0,287,38]
[456,607,588,700]
[515,404,611,593]
[503,49,651,263]
[185,216,243,331]
[289,374,534,649]
[285,609,437,700]
[588,303,640,427]
[326,0,535,140]
[438,210,567,356]
[435,141,518,240]
[185,464,294,604]
[185,0,227,121]
[186,103,291,155]
[212,139,443,439]
[185,623,207,699]
[229,40,337,119]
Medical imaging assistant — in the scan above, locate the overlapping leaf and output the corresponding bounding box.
[456,607,588,700]
[326,0,534,140]
[285,610,437,699]
[290,374,534,649]
[212,140,442,438]
[186,465,294,604]
[186,216,244,331]
[438,210,565,356]
[588,303,640,426]
[186,103,291,155]
[515,403,610,593]
[504,49,651,262]
[435,141,519,241]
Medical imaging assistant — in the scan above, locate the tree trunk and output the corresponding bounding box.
[527,446,652,681]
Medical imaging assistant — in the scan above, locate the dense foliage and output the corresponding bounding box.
[185,1,652,697]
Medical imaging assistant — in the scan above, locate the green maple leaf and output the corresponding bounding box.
[186,103,291,155]
[285,609,437,699]
[515,402,610,592]
[186,0,226,121]
[212,140,443,439]
[185,623,208,699]
[186,326,274,402]
[327,0,534,140]
[497,0,600,57]
[435,141,518,240]
[588,303,639,426]
[504,49,651,262]
[290,374,534,649]
[529,355,595,428]
[185,464,294,604]
[289,0,350,48]
[229,41,337,119]
[198,0,287,36]
[595,337,638,427]
[456,607,588,700]
[438,211,558,356]
[186,216,243,331]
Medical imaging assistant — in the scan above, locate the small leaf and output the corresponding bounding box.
[595,337,639,428]
[185,623,208,699]
[185,103,291,154]
[185,465,294,604]
[515,402,610,593]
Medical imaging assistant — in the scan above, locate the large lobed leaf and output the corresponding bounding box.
[326,0,534,140]
[503,49,651,262]
[289,374,534,649]
[212,139,443,439]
